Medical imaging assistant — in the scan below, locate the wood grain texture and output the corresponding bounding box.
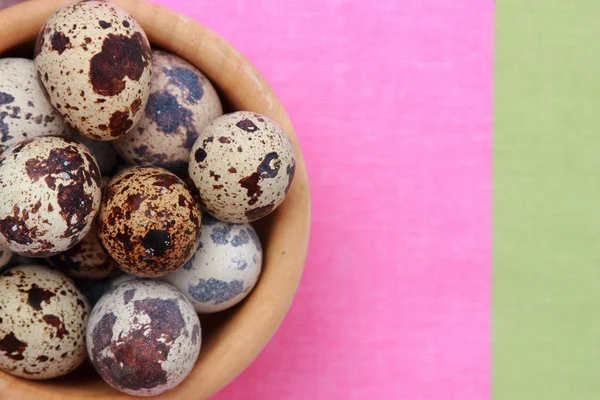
[0,0,310,398]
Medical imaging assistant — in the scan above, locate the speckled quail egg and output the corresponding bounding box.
[188,112,296,222]
[46,222,114,279]
[97,166,201,277]
[163,214,262,313]
[0,245,12,269]
[0,265,90,379]
[34,0,152,140]
[114,49,223,176]
[0,136,102,256]
[0,58,71,154]
[87,279,201,396]
[72,133,120,175]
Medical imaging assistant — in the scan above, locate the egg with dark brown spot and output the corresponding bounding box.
[114,50,222,176]
[86,279,200,396]
[33,0,152,141]
[0,58,71,154]
[0,265,90,379]
[0,136,102,256]
[188,112,296,222]
[97,166,201,277]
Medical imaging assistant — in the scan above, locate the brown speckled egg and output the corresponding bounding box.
[0,245,12,269]
[46,222,114,279]
[86,279,200,396]
[0,265,90,380]
[33,0,152,141]
[0,58,71,154]
[113,50,223,176]
[0,136,102,257]
[97,166,201,277]
[188,112,296,222]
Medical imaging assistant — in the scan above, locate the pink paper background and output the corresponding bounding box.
[0,0,493,397]
[148,0,493,398]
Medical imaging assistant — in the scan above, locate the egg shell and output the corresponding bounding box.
[72,133,120,175]
[46,222,114,279]
[0,58,71,154]
[113,49,223,176]
[87,279,201,396]
[0,245,12,269]
[163,214,262,313]
[33,0,152,140]
[0,265,90,379]
[97,166,201,277]
[188,111,296,222]
[0,136,102,256]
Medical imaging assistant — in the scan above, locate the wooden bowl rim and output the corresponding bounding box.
[0,0,311,398]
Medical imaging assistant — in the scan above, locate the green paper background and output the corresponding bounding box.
[495,0,600,398]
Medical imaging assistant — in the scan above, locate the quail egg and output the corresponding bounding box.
[97,166,201,277]
[163,214,262,313]
[0,58,70,154]
[87,279,201,396]
[188,112,295,222]
[34,0,152,140]
[0,136,102,256]
[0,265,90,379]
[114,49,223,176]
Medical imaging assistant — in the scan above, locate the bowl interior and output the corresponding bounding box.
[0,0,310,398]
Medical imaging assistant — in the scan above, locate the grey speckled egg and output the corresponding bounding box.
[188,112,296,222]
[163,214,262,313]
[0,245,12,269]
[114,49,223,176]
[0,136,102,256]
[87,279,201,396]
[46,222,114,279]
[0,58,71,154]
[97,166,201,277]
[34,0,152,140]
[0,265,90,380]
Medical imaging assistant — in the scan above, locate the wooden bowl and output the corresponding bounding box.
[0,0,311,398]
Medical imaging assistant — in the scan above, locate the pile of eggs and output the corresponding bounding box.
[0,0,294,396]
